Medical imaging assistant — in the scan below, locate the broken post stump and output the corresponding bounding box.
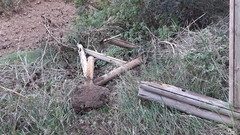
[94,57,143,86]
[72,56,110,113]
[138,81,240,125]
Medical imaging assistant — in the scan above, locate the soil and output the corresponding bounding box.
[72,84,110,113]
[0,0,75,56]
[0,1,112,134]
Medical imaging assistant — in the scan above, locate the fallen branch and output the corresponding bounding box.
[94,57,143,85]
[85,49,127,66]
[100,37,139,48]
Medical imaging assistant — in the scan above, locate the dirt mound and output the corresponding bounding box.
[0,0,75,56]
[72,84,110,113]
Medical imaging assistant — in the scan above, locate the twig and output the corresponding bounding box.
[186,12,207,29]
[159,41,176,55]
[43,24,76,51]
[145,26,177,54]
[103,34,121,42]
[0,85,25,97]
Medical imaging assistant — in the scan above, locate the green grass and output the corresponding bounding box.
[0,49,42,64]
[0,1,238,134]
[1,25,238,134]
[0,44,82,134]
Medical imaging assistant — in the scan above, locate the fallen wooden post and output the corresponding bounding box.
[138,81,240,125]
[94,57,142,86]
[100,37,139,48]
[85,48,127,66]
[77,44,88,77]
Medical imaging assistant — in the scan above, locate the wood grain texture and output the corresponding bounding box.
[85,49,127,66]
[94,57,142,85]
[138,88,238,125]
[138,81,240,125]
[229,0,240,108]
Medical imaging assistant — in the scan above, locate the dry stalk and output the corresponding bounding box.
[0,85,25,97]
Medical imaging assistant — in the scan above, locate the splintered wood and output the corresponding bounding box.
[138,81,240,125]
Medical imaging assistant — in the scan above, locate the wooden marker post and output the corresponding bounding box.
[229,0,240,108]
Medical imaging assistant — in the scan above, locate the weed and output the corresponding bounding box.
[1,0,238,134]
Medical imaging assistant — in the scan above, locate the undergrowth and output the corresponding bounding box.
[1,0,239,134]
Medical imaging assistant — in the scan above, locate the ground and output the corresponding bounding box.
[0,0,75,56]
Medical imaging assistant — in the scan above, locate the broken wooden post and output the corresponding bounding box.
[94,57,142,85]
[77,44,87,77]
[85,48,127,66]
[229,0,240,108]
[138,81,240,125]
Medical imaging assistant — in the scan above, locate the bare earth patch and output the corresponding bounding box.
[0,0,75,56]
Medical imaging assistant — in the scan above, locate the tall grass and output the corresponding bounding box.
[1,17,238,135]
[0,44,81,134]
[107,22,238,134]
[0,0,238,134]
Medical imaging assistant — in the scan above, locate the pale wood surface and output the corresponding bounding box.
[86,56,94,84]
[138,88,239,125]
[85,49,127,66]
[140,82,240,119]
[77,44,87,77]
[229,0,240,108]
[94,57,143,85]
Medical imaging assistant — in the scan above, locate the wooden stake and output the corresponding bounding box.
[85,49,127,66]
[77,44,87,77]
[94,57,142,85]
[85,56,94,84]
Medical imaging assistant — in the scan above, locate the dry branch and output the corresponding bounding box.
[138,81,240,125]
[94,57,143,85]
[85,49,127,66]
[101,37,138,48]
[77,44,87,77]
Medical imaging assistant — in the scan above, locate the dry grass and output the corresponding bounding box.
[1,18,239,134]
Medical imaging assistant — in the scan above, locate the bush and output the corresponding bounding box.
[142,0,229,29]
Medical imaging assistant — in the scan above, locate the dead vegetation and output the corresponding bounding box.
[1,0,239,134]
